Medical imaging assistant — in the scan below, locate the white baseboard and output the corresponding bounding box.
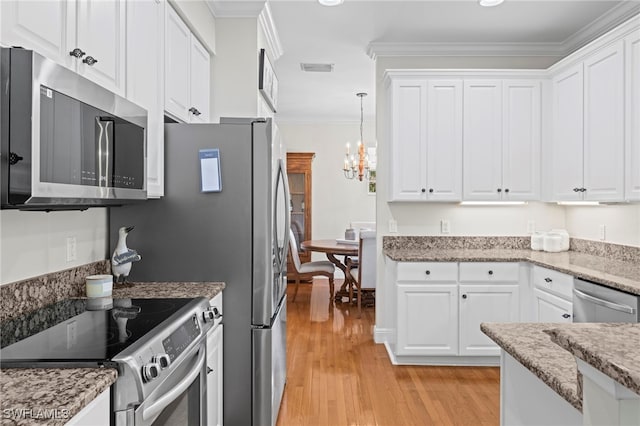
[373,326,393,344]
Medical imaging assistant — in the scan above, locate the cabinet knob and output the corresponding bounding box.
[580,188,587,192]
[207,366,214,374]
[504,188,509,193]
[462,294,467,299]
[573,188,580,192]
[189,107,202,116]
[488,270,494,275]
[425,270,431,275]
[69,48,86,58]
[82,56,98,66]
[544,277,552,283]
[562,314,571,319]
[497,188,502,193]
[421,188,426,193]
[429,188,434,193]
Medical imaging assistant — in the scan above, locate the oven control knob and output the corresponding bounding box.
[142,362,161,382]
[152,354,171,370]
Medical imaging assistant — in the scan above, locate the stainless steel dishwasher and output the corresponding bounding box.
[573,278,639,322]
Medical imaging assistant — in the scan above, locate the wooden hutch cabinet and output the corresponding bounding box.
[287,152,315,278]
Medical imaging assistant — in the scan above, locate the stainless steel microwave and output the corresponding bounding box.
[0,47,147,210]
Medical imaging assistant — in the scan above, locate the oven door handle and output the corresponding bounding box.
[142,348,206,421]
[573,289,636,314]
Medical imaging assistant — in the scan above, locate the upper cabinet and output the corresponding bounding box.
[551,41,625,202]
[1,0,125,96]
[626,31,640,201]
[388,77,462,202]
[165,4,210,123]
[126,0,166,198]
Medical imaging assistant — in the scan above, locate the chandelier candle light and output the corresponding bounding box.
[343,92,370,181]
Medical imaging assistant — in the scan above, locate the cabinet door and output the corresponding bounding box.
[626,31,640,201]
[206,325,223,426]
[502,80,541,201]
[126,0,165,198]
[1,0,75,69]
[459,284,519,356]
[189,35,211,123]
[76,0,126,95]
[165,4,191,122]
[463,80,503,200]
[551,64,584,201]
[396,284,458,356]
[533,289,572,323]
[389,79,427,201]
[583,40,625,201]
[426,80,463,201]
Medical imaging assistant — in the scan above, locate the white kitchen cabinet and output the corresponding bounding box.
[551,41,626,202]
[1,0,125,95]
[583,40,625,201]
[126,0,165,198]
[463,80,541,201]
[388,78,462,201]
[625,30,640,201]
[65,388,110,426]
[533,289,573,323]
[165,4,210,123]
[206,324,223,426]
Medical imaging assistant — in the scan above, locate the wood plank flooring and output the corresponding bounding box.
[276,279,500,426]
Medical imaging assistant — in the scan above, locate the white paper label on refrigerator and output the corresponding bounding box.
[199,149,222,192]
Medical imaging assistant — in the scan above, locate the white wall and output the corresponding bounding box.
[279,121,376,262]
[0,209,108,285]
[564,204,640,247]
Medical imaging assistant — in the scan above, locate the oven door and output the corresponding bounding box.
[134,344,207,426]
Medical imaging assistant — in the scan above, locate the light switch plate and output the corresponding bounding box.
[66,237,77,262]
[388,219,398,233]
[599,225,606,241]
[441,220,451,234]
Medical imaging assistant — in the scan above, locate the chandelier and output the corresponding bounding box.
[343,92,370,181]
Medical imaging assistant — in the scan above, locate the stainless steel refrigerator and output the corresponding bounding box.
[109,118,290,426]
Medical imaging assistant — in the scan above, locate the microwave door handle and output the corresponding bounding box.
[96,117,114,187]
[141,348,206,421]
[573,289,636,314]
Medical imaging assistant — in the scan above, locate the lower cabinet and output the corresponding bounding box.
[206,324,223,426]
[533,289,573,323]
[65,387,110,426]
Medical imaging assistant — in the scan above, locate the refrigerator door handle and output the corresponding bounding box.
[274,159,290,274]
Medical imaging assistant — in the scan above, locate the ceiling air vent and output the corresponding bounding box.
[300,63,334,72]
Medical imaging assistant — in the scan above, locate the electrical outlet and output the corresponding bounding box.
[66,320,77,349]
[599,225,606,241]
[388,219,398,233]
[527,220,536,235]
[441,220,451,234]
[66,237,77,262]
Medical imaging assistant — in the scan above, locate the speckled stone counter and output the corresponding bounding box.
[111,281,225,300]
[480,322,583,411]
[546,323,640,396]
[383,238,640,296]
[0,368,117,426]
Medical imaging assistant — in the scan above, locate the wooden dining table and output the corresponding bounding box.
[300,239,358,302]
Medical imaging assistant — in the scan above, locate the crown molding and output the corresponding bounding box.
[259,3,284,61]
[206,0,266,18]
[367,42,566,60]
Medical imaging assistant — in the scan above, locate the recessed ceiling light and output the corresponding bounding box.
[318,0,344,6]
[300,63,335,72]
[479,0,505,7]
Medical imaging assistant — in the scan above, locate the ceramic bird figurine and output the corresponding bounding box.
[111,226,141,284]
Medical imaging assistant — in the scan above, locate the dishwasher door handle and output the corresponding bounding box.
[573,289,636,314]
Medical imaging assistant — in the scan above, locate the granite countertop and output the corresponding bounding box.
[384,248,640,296]
[480,322,583,411]
[546,323,640,396]
[0,281,225,425]
[0,368,117,426]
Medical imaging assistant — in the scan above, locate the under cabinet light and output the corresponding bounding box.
[318,0,344,6]
[479,0,505,6]
[459,201,527,206]
[556,201,601,206]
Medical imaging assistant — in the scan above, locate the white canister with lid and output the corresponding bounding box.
[543,233,564,252]
[550,229,570,251]
[531,232,545,251]
[86,274,113,298]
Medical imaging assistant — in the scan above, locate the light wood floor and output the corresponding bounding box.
[276,279,500,426]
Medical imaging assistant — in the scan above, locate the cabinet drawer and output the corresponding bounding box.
[459,262,519,283]
[397,262,458,282]
[532,266,574,300]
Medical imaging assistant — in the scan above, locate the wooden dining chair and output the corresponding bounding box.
[345,229,376,317]
[288,229,336,302]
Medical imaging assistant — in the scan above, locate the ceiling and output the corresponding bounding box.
[266,0,640,122]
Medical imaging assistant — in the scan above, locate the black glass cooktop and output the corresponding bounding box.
[0,298,192,366]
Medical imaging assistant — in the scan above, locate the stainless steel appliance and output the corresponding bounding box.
[109,118,290,426]
[0,297,222,425]
[0,47,147,210]
[573,278,639,322]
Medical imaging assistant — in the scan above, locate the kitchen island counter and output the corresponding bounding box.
[112,281,225,300]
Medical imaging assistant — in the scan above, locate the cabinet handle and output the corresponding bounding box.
[429,188,434,193]
[69,48,86,58]
[573,188,580,192]
[82,56,98,66]
[562,314,571,319]
[544,277,552,283]
[580,188,587,192]
[488,270,494,275]
[189,107,202,116]
[207,366,214,374]
[462,294,467,299]
[421,188,426,193]
[497,188,502,193]
[425,270,431,275]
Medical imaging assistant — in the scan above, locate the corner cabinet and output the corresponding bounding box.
[286,153,315,277]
